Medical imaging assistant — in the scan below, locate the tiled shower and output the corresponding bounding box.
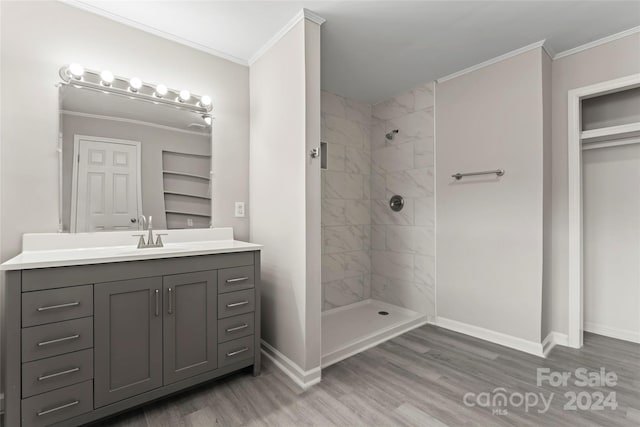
[321,81,436,340]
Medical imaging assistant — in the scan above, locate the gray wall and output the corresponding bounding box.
[436,48,546,344]
[0,0,250,269]
[61,114,210,231]
[321,91,372,310]
[250,18,322,375]
[547,32,640,336]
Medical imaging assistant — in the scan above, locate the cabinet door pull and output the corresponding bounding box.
[226,277,249,283]
[168,288,173,314]
[226,324,249,333]
[37,367,80,381]
[37,301,80,312]
[37,400,79,416]
[226,301,249,308]
[37,334,80,347]
[155,289,159,317]
[226,347,249,357]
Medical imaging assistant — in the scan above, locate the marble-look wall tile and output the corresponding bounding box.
[371,172,386,200]
[323,225,365,254]
[371,224,386,250]
[414,255,435,286]
[322,91,347,118]
[414,197,434,228]
[325,171,364,199]
[345,199,370,225]
[324,115,365,149]
[345,98,372,125]
[387,109,434,146]
[372,91,416,121]
[325,276,366,308]
[371,199,414,225]
[322,198,346,226]
[372,142,415,174]
[414,136,434,168]
[327,143,345,171]
[385,226,434,256]
[340,250,371,278]
[345,147,370,175]
[386,168,433,198]
[414,82,435,111]
[371,250,414,281]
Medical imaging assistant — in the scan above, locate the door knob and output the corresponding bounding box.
[130,218,137,223]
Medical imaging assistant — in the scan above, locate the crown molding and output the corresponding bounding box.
[553,25,640,60]
[436,40,546,84]
[249,8,326,66]
[59,0,249,66]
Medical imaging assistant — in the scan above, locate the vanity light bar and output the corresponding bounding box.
[59,64,213,115]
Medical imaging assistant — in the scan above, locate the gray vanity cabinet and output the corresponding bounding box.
[3,250,261,427]
[94,277,163,408]
[162,271,218,384]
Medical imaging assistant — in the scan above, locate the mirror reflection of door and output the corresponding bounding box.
[71,135,142,232]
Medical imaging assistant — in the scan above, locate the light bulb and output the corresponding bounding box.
[203,114,212,126]
[129,77,142,92]
[200,95,212,107]
[155,84,168,97]
[68,63,85,79]
[178,90,191,102]
[100,70,114,86]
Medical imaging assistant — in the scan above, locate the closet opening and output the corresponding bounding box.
[567,75,640,348]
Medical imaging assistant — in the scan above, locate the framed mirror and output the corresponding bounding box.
[59,83,213,232]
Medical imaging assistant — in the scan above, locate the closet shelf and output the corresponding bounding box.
[163,191,211,200]
[165,210,211,218]
[581,122,640,143]
[163,170,210,180]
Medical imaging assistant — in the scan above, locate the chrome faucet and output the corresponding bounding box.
[133,215,166,248]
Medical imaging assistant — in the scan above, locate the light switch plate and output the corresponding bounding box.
[234,202,245,217]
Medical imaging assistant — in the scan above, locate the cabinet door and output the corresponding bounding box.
[94,277,163,407]
[163,271,217,384]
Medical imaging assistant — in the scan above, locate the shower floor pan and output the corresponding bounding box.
[321,299,427,368]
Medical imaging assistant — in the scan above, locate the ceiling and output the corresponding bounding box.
[68,1,640,104]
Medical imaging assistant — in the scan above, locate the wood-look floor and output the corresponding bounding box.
[99,326,640,427]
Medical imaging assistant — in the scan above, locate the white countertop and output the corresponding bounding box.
[1,228,262,271]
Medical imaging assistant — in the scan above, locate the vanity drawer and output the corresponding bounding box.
[218,313,254,343]
[218,266,255,294]
[218,336,255,368]
[22,349,93,398]
[22,317,93,363]
[22,285,93,327]
[218,289,255,319]
[21,380,93,427]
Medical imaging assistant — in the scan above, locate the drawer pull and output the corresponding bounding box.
[226,323,249,333]
[37,334,80,347]
[37,367,80,381]
[226,301,249,308]
[37,301,80,312]
[226,347,249,357]
[37,400,79,416]
[226,277,249,283]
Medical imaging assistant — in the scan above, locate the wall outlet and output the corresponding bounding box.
[234,202,245,218]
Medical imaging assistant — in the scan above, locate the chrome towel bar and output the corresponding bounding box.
[452,169,505,180]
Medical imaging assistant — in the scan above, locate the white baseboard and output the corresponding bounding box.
[260,340,321,389]
[433,317,545,357]
[585,322,640,344]
[542,332,569,357]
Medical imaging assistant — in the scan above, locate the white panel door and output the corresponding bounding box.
[583,142,640,343]
[74,137,141,232]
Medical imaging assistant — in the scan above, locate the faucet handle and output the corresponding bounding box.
[155,233,167,247]
[132,234,146,248]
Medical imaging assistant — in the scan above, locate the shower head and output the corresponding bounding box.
[385,129,399,140]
